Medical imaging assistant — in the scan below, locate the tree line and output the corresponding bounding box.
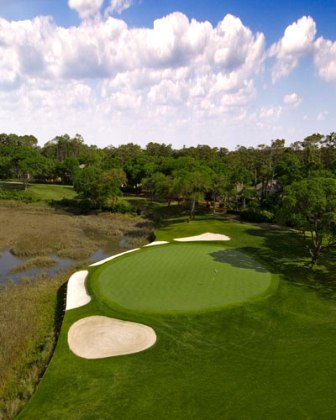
[1,131,336,265]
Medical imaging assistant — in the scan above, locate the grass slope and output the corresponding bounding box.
[19,217,336,419]
[92,244,275,313]
[25,184,77,202]
[0,181,77,202]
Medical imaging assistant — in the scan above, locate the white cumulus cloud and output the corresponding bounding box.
[314,37,336,82]
[270,16,316,82]
[105,0,135,16]
[283,92,302,106]
[68,0,104,19]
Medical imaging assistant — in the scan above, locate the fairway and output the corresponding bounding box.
[92,243,276,313]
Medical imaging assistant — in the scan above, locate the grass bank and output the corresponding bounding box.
[18,216,336,419]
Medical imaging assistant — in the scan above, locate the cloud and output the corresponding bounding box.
[283,92,302,106]
[105,0,135,16]
[317,111,328,121]
[270,16,316,82]
[0,11,271,148]
[259,105,282,119]
[0,12,265,108]
[314,37,336,82]
[68,0,104,19]
[7,11,334,148]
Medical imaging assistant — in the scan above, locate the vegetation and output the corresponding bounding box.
[18,216,336,419]
[282,177,336,265]
[0,201,152,419]
[1,130,336,418]
[0,273,68,419]
[1,131,336,263]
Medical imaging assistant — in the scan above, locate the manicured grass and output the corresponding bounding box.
[92,244,276,313]
[18,217,336,419]
[25,184,77,202]
[0,181,77,202]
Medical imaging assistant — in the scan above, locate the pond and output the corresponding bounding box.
[0,232,144,285]
[0,248,115,285]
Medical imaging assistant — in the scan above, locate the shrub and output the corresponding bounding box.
[0,189,35,202]
[240,208,274,223]
[104,198,134,214]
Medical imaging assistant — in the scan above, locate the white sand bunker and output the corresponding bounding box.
[89,248,140,267]
[174,232,231,242]
[144,241,169,247]
[66,270,91,310]
[68,316,157,359]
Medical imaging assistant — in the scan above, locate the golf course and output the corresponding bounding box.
[16,216,336,419]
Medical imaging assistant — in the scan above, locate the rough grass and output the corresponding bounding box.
[18,217,336,419]
[0,273,68,419]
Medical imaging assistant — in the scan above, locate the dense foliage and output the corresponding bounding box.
[1,131,336,263]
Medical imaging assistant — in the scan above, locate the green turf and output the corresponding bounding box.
[92,244,276,313]
[18,218,336,419]
[26,184,77,201]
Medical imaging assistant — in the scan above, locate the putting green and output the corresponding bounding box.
[91,244,277,313]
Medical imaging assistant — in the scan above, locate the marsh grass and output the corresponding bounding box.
[0,201,152,419]
[9,257,56,273]
[0,273,68,419]
[56,247,94,260]
[0,203,153,260]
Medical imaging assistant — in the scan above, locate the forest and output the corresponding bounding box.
[1,131,336,265]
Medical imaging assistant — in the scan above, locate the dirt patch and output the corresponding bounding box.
[68,316,156,359]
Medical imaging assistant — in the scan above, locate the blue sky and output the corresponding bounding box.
[0,0,335,149]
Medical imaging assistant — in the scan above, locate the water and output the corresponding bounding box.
[0,250,73,285]
[0,235,136,285]
[90,249,110,263]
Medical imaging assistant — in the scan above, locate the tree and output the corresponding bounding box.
[142,172,174,204]
[42,134,86,161]
[11,147,49,189]
[282,177,336,265]
[98,168,127,207]
[73,166,101,206]
[74,166,127,209]
[183,169,211,219]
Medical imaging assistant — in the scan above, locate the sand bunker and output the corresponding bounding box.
[68,316,157,359]
[174,232,231,242]
[144,241,169,247]
[89,248,140,267]
[66,270,91,310]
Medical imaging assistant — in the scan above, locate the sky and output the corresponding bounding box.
[0,0,335,149]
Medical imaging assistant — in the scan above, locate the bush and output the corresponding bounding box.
[0,189,36,202]
[103,198,134,214]
[240,208,274,223]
